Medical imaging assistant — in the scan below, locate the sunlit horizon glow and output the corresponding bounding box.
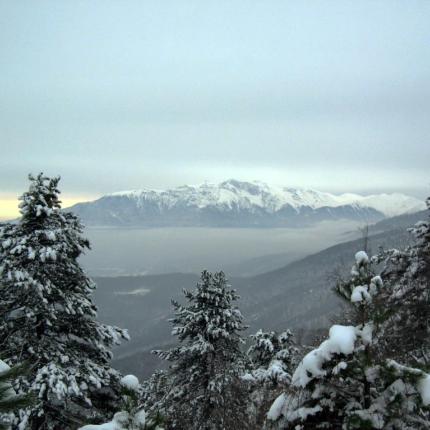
[0,195,97,221]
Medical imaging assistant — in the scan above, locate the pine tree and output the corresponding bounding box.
[0,174,129,429]
[247,329,298,385]
[153,270,249,429]
[267,250,430,429]
[245,329,298,428]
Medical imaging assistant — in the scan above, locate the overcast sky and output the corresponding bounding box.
[1,0,430,218]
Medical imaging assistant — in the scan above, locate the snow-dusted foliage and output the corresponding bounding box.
[248,330,297,372]
[246,329,297,385]
[375,197,430,367]
[0,174,129,429]
[244,329,299,428]
[139,371,168,427]
[268,249,430,429]
[0,360,33,430]
[291,324,356,388]
[79,375,160,430]
[152,270,249,429]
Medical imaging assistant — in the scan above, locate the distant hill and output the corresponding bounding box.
[70,180,425,228]
[157,210,429,278]
[370,208,427,233]
[93,209,428,379]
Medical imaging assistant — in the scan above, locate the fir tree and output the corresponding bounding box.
[153,270,249,429]
[267,250,430,429]
[0,174,129,429]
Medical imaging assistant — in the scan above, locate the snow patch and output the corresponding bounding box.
[418,374,430,406]
[120,374,139,391]
[351,285,371,303]
[355,251,369,266]
[0,359,10,373]
[292,325,356,387]
[267,392,287,421]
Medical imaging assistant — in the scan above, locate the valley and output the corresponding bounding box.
[89,210,426,378]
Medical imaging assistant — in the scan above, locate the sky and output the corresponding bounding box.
[1,0,430,219]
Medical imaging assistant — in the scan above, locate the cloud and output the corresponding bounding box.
[0,1,429,197]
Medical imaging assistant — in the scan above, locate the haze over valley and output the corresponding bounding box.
[91,208,426,379]
[75,179,425,277]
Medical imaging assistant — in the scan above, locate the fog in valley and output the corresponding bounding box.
[80,220,363,277]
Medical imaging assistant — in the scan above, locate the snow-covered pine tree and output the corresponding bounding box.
[267,250,430,429]
[376,197,430,367]
[153,270,249,429]
[247,329,298,385]
[245,329,298,428]
[0,174,129,429]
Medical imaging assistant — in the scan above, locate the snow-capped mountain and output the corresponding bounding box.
[69,180,426,228]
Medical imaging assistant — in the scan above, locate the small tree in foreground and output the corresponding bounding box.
[0,174,129,429]
[153,270,249,429]
[267,250,430,429]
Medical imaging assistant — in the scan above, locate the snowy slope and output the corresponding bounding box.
[70,180,425,227]
[107,180,423,216]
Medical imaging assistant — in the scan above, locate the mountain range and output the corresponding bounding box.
[70,180,425,228]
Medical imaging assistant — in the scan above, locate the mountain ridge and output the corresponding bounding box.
[70,180,425,228]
